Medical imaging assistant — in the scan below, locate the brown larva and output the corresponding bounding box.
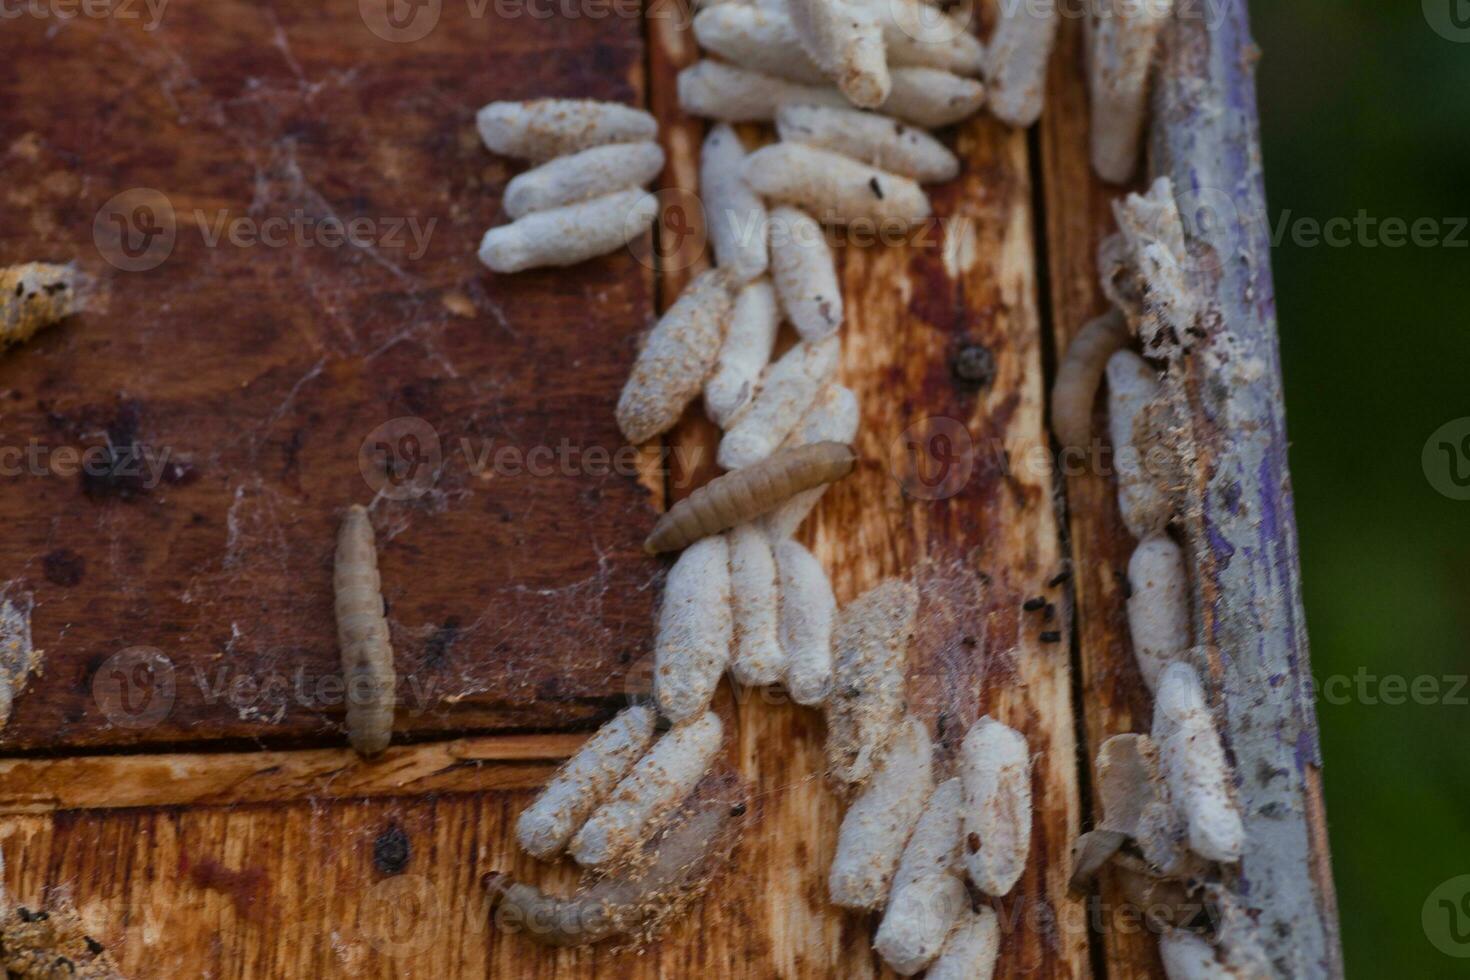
[1050,308,1131,453]
[490,773,745,947]
[335,504,396,758]
[643,441,857,555]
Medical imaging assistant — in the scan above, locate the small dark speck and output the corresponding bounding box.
[869,177,884,199]
[1022,596,1046,612]
[43,548,85,587]
[966,832,980,854]
[951,343,995,386]
[374,824,411,875]
[730,802,747,817]
[960,635,977,648]
[13,283,22,297]
[1039,630,1062,644]
[84,937,105,955]
[1047,569,1072,587]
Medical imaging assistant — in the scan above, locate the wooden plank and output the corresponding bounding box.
[1035,12,1165,978]
[0,0,659,751]
[1151,3,1342,975]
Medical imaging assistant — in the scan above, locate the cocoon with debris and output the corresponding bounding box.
[824,578,918,785]
[570,711,724,867]
[775,539,837,704]
[0,262,83,347]
[1112,177,1197,355]
[728,523,787,687]
[829,717,934,909]
[775,103,960,184]
[516,705,657,860]
[718,335,841,469]
[479,188,658,274]
[874,778,967,975]
[1126,535,1190,691]
[983,0,1059,126]
[1106,349,1173,538]
[617,268,734,444]
[654,535,734,722]
[786,0,891,107]
[742,143,932,227]
[926,905,1001,980]
[768,205,844,341]
[960,716,1032,896]
[503,142,665,220]
[705,278,780,427]
[701,125,771,283]
[477,99,658,161]
[1153,661,1245,864]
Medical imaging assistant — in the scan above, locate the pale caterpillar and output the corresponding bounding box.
[959,716,1032,896]
[785,0,891,108]
[491,773,745,947]
[983,0,1060,127]
[334,504,396,758]
[643,441,857,554]
[824,578,918,786]
[502,142,665,220]
[1088,0,1174,184]
[718,334,840,470]
[873,777,967,975]
[1153,661,1245,863]
[1112,177,1197,356]
[774,539,836,705]
[768,205,844,342]
[478,188,659,274]
[569,711,724,868]
[476,99,658,161]
[1126,535,1190,692]
[653,536,734,723]
[728,524,786,687]
[515,705,657,860]
[617,268,735,445]
[692,4,832,86]
[1050,308,1131,452]
[1106,349,1173,539]
[677,61,985,128]
[0,263,84,349]
[742,143,933,227]
[775,104,960,184]
[828,716,933,909]
[700,125,771,284]
[926,906,1000,980]
[761,383,860,540]
[704,278,779,427]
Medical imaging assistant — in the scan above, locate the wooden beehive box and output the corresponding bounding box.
[0,1,1339,976]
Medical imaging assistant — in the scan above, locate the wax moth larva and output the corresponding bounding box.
[502,142,665,220]
[705,278,779,428]
[775,103,960,184]
[828,716,933,909]
[959,716,1032,897]
[717,335,840,470]
[334,504,396,758]
[728,524,787,688]
[617,268,735,445]
[515,705,657,860]
[824,578,918,786]
[761,383,860,540]
[477,99,658,161]
[569,711,724,868]
[653,536,734,723]
[478,188,659,274]
[644,441,857,554]
[774,539,836,705]
[701,125,771,284]
[742,143,932,228]
[1050,309,1131,452]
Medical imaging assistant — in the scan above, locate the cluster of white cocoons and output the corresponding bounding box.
[476,99,664,273]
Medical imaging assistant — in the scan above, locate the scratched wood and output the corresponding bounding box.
[0,0,659,751]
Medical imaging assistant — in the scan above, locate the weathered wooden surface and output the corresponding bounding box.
[0,0,1335,977]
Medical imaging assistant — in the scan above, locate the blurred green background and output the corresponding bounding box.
[1253,1,1470,974]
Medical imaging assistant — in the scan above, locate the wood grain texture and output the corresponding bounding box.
[0,0,659,751]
